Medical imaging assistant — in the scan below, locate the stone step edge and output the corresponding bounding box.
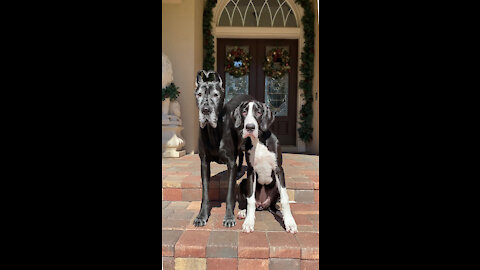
[162,188,318,203]
[162,185,319,190]
[162,257,319,270]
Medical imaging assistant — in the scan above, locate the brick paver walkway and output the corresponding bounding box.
[162,153,319,270]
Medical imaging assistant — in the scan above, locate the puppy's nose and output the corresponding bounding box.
[202,108,211,115]
[245,124,255,132]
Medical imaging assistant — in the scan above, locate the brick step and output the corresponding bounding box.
[162,201,319,270]
[162,187,319,203]
[162,167,318,202]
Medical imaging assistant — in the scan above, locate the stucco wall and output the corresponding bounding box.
[162,0,203,154]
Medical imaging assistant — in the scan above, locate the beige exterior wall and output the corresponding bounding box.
[162,0,204,154]
[306,0,319,155]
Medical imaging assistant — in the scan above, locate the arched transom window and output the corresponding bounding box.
[218,0,298,27]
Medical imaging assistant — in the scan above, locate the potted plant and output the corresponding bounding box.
[162,83,180,115]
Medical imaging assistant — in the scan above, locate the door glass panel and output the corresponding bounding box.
[225,45,250,103]
[265,46,289,116]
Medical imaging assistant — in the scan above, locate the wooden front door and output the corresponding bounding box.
[217,38,298,145]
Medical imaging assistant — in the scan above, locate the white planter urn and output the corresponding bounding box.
[162,52,185,158]
[162,98,170,115]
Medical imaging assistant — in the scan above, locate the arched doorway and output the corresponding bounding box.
[212,0,306,151]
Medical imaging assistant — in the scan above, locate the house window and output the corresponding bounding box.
[218,0,297,27]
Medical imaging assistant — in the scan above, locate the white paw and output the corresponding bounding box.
[284,215,298,234]
[242,217,255,233]
[237,209,246,219]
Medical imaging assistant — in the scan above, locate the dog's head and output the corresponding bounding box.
[232,100,275,139]
[194,70,225,129]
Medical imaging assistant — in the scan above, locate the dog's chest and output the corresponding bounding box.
[248,142,277,185]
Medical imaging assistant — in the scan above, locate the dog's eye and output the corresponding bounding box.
[256,111,262,116]
[242,111,247,116]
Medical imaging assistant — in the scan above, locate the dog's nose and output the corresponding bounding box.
[202,108,211,115]
[246,124,255,132]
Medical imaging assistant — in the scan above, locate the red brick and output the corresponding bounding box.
[163,188,182,201]
[314,190,319,202]
[295,232,319,260]
[312,220,319,231]
[162,219,190,230]
[301,260,319,270]
[210,202,226,214]
[267,232,301,258]
[175,230,210,258]
[286,181,296,189]
[185,212,218,231]
[303,171,318,176]
[290,203,319,212]
[182,189,202,201]
[162,230,183,257]
[206,231,239,258]
[206,258,238,270]
[295,180,314,189]
[238,231,269,258]
[292,214,313,226]
[269,258,301,270]
[162,256,175,270]
[211,213,244,231]
[181,176,201,188]
[238,259,269,270]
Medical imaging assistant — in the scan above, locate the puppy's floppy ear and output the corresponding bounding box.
[232,101,246,129]
[195,70,207,88]
[260,103,275,131]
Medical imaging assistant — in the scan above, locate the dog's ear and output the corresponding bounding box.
[232,101,246,129]
[260,103,275,131]
[195,70,207,88]
[213,72,223,90]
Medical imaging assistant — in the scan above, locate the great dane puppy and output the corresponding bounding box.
[193,70,245,227]
[233,99,298,233]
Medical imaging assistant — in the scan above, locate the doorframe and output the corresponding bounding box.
[211,0,306,153]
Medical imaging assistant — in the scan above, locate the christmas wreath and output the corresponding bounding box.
[225,47,251,77]
[263,48,291,79]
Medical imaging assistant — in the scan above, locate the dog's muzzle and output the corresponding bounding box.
[199,109,217,128]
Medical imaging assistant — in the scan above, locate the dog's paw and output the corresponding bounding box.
[193,216,208,227]
[223,215,236,227]
[237,209,246,219]
[242,217,255,233]
[284,215,298,234]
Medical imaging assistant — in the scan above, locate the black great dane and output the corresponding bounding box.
[193,70,245,227]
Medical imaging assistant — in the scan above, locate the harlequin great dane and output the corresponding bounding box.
[232,99,298,233]
[193,70,245,227]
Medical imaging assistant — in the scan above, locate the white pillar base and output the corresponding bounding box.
[162,125,186,158]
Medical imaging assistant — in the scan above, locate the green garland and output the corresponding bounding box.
[295,0,315,142]
[162,83,180,101]
[202,0,314,142]
[203,0,217,71]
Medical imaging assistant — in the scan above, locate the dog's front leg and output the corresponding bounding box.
[242,167,256,232]
[194,157,210,227]
[223,160,237,227]
[275,166,298,234]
